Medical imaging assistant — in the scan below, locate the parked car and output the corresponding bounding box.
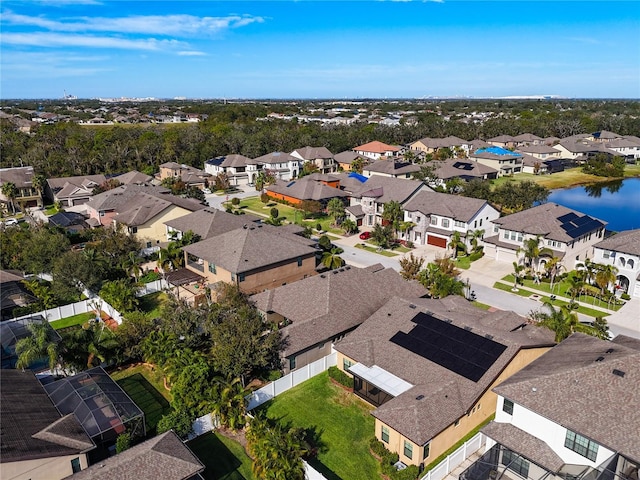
[359,231,371,240]
[3,218,19,227]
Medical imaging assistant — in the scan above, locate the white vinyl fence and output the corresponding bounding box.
[14,297,123,325]
[420,432,486,480]
[136,279,169,297]
[246,352,337,410]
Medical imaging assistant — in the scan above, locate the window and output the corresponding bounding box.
[404,440,413,459]
[423,442,430,460]
[416,216,421,223]
[381,426,389,443]
[494,225,499,234]
[289,356,296,370]
[129,226,138,234]
[343,358,354,370]
[503,398,514,415]
[431,217,438,225]
[454,220,465,228]
[71,457,81,474]
[146,241,152,248]
[297,256,302,267]
[454,418,460,427]
[502,449,530,477]
[442,219,450,228]
[565,430,599,461]
[209,263,217,274]
[238,273,245,282]
[231,273,236,281]
[99,211,105,217]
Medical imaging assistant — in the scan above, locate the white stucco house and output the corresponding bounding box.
[592,229,640,298]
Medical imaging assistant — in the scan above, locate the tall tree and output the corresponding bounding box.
[326,198,345,227]
[321,246,345,270]
[399,252,424,281]
[529,302,607,343]
[1,181,18,214]
[210,376,247,431]
[381,200,403,239]
[15,321,60,372]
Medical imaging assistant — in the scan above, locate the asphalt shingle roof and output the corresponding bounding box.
[164,208,261,240]
[594,229,640,256]
[351,176,429,204]
[403,190,490,223]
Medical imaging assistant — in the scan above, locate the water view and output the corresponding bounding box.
[547,177,640,232]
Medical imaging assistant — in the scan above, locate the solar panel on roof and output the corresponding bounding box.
[390,312,507,382]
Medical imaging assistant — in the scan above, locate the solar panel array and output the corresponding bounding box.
[558,212,604,239]
[389,312,507,382]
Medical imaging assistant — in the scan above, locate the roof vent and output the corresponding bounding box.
[485,334,494,340]
[612,369,625,377]
[606,348,614,354]
[445,319,452,324]
[333,270,338,275]
[464,326,473,331]
[320,274,326,278]
[345,266,351,270]
[387,313,392,316]
[409,304,416,309]
[595,356,605,362]
[416,395,425,401]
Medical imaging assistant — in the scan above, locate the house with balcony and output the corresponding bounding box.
[402,191,500,248]
[182,223,318,294]
[251,264,427,374]
[45,174,107,207]
[0,166,42,210]
[469,147,524,177]
[204,154,255,186]
[483,203,607,270]
[334,296,555,470]
[1,370,95,480]
[253,152,301,181]
[462,333,640,480]
[353,141,401,161]
[86,185,204,251]
[592,229,640,298]
[290,146,336,174]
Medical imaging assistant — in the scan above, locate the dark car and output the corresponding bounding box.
[359,231,371,240]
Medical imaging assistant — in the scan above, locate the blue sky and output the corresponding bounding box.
[1,1,639,99]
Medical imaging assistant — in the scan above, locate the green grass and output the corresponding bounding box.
[355,243,399,257]
[110,364,172,402]
[188,432,256,480]
[454,256,471,270]
[49,311,96,330]
[259,371,380,480]
[44,205,59,216]
[137,292,169,319]
[112,372,171,435]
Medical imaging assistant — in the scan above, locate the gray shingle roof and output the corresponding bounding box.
[220,154,253,168]
[253,151,298,164]
[1,370,94,463]
[516,144,561,154]
[493,203,607,242]
[335,297,554,445]
[364,160,421,176]
[351,176,429,204]
[183,224,317,274]
[47,174,107,191]
[594,229,640,256]
[494,333,640,461]
[115,170,154,185]
[164,208,261,240]
[432,159,498,180]
[291,146,334,160]
[334,151,368,165]
[403,191,490,222]
[251,265,427,357]
[0,166,36,189]
[64,431,204,480]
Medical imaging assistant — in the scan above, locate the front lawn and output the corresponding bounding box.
[137,291,170,319]
[259,371,380,480]
[49,311,97,330]
[188,432,255,480]
[355,243,399,257]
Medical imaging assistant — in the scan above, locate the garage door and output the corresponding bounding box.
[427,235,447,248]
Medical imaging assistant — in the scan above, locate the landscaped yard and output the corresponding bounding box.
[137,291,170,319]
[355,243,399,257]
[188,432,255,480]
[49,311,97,330]
[110,364,172,434]
[259,371,380,480]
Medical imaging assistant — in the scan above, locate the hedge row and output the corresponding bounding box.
[369,438,420,480]
[328,366,354,389]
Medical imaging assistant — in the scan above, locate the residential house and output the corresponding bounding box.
[515,144,562,161]
[554,137,620,162]
[487,135,515,149]
[345,176,431,228]
[430,159,498,186]
[63,431,204,480]
[253,152,301,181]
[469,147,524,177]
[0,166,42,210]
[0,270,36,320]
[204,154,255,186]
[251,264,428,374]
[86,185,204,251]
[264,174,349,207]
[588,130,623,143]
[409,136,473,157]
[464,333,640,480]
[158,162,211,190]
[1,370,95,480]
[402,191,500,248]
[334,150,370,171]
[45,174,107,207]
[48,211,90,233]
[484,202,607,270]
[353,141,401,161]
[592,229,640,298]
[290,146,336,174]
[511,133,544,147]
[605,136,640,161]
[519,152,564,175]
[165,207,261,242]
[182,223,318,294]
[114,170,154,185]
[362,159,421,179]
[334,296,555,469]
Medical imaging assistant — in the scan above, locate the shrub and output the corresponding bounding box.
[157,410,194,440]
[621,293,631,300]
[328,366,354,389]
[225,207,233,213]
[405,241,414,249]
[260,193,270,203]
[139,271,160,283]
[316,223,322,232]
[270,207,279,219]
[469,251,484,261]
[231,197,240,206]
[369,437,389,458]
[393,465,420,480]
[116,432,131,453]
[318,235,332,251]
[267,370,283,381]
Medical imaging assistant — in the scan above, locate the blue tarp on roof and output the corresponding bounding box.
[474,146,522,157]
[348,172,368,183]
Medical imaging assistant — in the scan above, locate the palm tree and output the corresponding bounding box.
[60,322,119,371]
[121,251,143,281]
[469,229,485,254]
[544,256,565,292]
[595,264,618,296]
[521,236,552,273]
[321,247,344,270]
[157,241,184,273]
[326,198,345,227]
[448,231,465,259]
[211,376,247,431]
[2,181,18,214]
[141,330,179,368]
[381,200,403,239]
[399,221,416,242]
[15,321,60,372]
[32,174,47,204]
[576,259,598,286]
[566,273,585,303]
[532,302,602,343]
[341,218,357,235]
[512,261,525,292]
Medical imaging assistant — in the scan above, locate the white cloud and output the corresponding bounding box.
[1,32,185,50]
[178,51,207,56]
[1,11,265,36]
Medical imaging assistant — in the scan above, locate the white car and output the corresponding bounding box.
[3,218,18,227]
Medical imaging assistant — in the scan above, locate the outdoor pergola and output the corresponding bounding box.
[44,366,145,445]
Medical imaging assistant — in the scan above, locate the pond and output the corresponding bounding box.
[547,177,640,232]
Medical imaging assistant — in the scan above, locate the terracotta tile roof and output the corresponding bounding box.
[354,141,400,154]
[494,333,640,461]
[594,229,640,256]
[335,297,554,445]
[64,431,204,480]
[251,266,427,357]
